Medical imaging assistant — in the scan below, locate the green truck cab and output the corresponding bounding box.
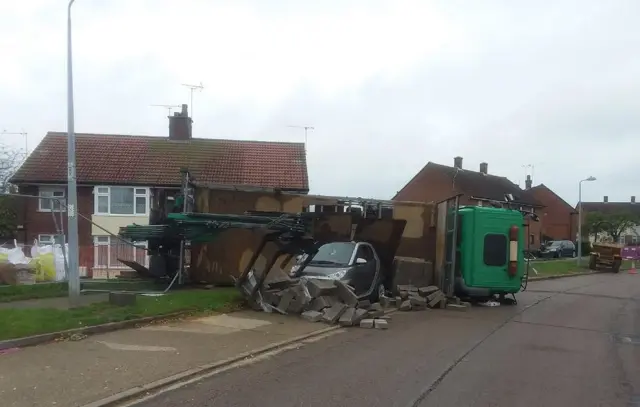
[453,206,533,300]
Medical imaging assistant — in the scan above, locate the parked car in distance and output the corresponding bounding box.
[289,241,387,301]
[539,240,576,258]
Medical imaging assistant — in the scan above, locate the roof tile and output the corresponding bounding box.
[11,132,309,190]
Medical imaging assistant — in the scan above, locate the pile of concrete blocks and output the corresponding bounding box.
[257,277,392,329]
[394,284,469,311]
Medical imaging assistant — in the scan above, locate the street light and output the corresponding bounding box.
[67,0,80,302]
[577,176,597,266]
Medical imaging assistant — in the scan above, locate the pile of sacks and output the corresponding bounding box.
[256,277,391,329]
[0,241,68,285]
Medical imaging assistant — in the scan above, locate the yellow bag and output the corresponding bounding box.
[32,254,56,282]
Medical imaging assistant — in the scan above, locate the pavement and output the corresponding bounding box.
[1,272,639,407]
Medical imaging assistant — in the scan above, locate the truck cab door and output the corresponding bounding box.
[352,244,377,296]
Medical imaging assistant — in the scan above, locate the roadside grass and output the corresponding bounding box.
[0,288,242,341]
[0,280,166,303]
[528,258,635,277]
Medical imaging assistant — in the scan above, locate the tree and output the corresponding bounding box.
[584,211,640,243]
[0,144,24,237]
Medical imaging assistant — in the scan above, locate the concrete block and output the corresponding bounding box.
[374,319,389,329]
[397,284,417,293]
[428,292,445,308]
[418,286,440,297]
[368,302,384,317]
[265,279,295,290]
[301,310,323,322]
[460,301,472,307]
[109,292,137,307]
[360,319,375,328]
[399,291,409,300]
[310,296,334,311]
[399,300,412,311]
[306,279,337,298]
[357,299,371,309]
[446,304,468,311]
[278,289,295,312]
[338,307,357,326]
[353,308,369,325]
[287,295,306,314]
[395,296,403,305]
[409,295,427,309]
[334,280,358,306]
[322,303,348,324]
[426,290,443,302]
[392,257,434,290]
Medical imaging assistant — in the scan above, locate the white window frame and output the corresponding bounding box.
[93,186,150,216]
[93,236,149,269]
[38,234,65,246]
[38,187,66,212]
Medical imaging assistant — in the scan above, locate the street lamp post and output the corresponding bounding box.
[577,176,597,266]
[67,0,80,302]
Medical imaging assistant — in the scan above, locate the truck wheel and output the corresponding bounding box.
[612,259,622,273]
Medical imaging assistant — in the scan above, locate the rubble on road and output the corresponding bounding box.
[240,271,470,329]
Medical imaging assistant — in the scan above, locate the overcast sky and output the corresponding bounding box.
[1,0,638,205]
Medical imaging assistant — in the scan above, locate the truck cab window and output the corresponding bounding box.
[483,234,508,267]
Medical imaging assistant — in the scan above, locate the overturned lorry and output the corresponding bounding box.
[118,175,539,309]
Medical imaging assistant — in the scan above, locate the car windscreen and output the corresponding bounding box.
[309,242,356,266]
[547,241,562,248]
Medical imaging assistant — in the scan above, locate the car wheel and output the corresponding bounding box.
[370,281,386,302]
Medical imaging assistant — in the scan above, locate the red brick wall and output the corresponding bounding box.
[529,186,575,241]
[17,184,94,267]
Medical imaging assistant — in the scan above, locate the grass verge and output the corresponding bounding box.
[0,288,242,341]
[528,258,634,277]
[0,280,166,303]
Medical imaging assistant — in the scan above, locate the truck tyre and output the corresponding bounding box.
[612,259,622,273]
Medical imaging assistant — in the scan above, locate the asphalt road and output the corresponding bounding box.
[135,273,640,407]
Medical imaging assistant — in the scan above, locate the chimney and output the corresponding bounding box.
[632,196,636,203]
[454,156,463,169]
[479,162,488,174]
[168,104,192,141]
[604,196,608,203]
[525,175,532,190]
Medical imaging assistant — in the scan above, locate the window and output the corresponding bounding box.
[39,187,66,212]
[483,234,508,267]
[94,186,149,215]
[38,234,65,245]
[529,234,534,245]
[94,236,149,269]
[355,244,375,262]
[620,236,626,245]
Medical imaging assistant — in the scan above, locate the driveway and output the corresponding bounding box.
[134,273,640,407]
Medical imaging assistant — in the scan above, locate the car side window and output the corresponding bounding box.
[356,245,375,262]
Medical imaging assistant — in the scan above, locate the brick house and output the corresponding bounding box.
[580,196,640,244]
[393,156,543,248]
[525,177,577,241]
[10,105,309,276]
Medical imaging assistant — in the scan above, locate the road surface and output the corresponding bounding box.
[134,273,640,407]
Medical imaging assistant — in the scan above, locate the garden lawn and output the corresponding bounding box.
[0,288,241,341]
